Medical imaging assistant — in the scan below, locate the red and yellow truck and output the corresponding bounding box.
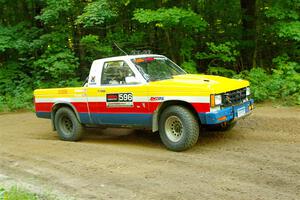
[34,55,254,151]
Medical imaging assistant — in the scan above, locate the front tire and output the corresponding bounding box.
[159,106,199,151]
[54,107,84,141]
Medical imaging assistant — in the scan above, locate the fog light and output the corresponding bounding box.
[248,105,254,110]
[218,116,227,121]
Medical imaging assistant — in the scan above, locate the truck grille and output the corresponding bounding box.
[222,88,247,106]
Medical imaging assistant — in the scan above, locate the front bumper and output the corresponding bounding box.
[199,99,254,125]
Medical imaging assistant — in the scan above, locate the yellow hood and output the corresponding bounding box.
[149,74,249,94]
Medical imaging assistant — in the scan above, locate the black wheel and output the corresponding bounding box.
[206,121,237,132]
[159,106,199,151]
[54,107,84,141]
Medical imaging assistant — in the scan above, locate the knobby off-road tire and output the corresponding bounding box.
[54,107,84,141]
[159,106,200,151]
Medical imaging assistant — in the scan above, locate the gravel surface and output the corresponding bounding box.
[0,105,299,200]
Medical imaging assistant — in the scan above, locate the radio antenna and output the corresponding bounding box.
[113,41,128,56]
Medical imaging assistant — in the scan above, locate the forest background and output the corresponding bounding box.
[0,0,299,111]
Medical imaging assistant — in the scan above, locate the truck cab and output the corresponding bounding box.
[34,54,254,151]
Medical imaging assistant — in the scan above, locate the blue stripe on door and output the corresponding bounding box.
[80,113,152,128]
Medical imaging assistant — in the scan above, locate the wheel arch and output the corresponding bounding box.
[152,100,200,132]
[51,102,81,131]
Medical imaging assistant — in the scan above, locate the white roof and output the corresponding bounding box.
[94,54,165,62]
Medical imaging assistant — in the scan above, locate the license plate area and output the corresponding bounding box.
[237,107,246,118]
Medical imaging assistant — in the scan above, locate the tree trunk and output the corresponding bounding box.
[165,30,177,62]
[240,0,257,70]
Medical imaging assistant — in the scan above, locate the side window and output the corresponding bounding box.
[101,61,136,85]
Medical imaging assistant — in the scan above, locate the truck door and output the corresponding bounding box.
[87,60,151,128]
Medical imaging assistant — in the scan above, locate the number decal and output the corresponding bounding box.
[128,93,133,101]
[106,93,133,107]
[119,94,123,101]
[119,93,133,102]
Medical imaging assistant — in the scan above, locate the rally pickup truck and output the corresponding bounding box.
[34,54,254,151]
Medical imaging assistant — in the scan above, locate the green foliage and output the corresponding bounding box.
[0,187,6,199]
[1,186,38,200]
[35,0,74,24]
[0,0,300,111]
[133,7,207,31]
[181,61,198,74]
[234,57,300,105]
[262,0,300,61]
[0,186,57,200]
[0,62,33,111]
[0,96,6,112]
[236,68,271,102]
[0,23,41,54]
[271,56,300,104]
[0,62,30,93]
[276,21,300,41]
[265,0,300,41]
[33,49,79,82]
[196,42,240,66]
[206,55,300,105]
[76,0,117,27]
[180,37,196,61]
[208,67,237,78]
[0,26,11,52]
[80,34,113,62]
[265,0,300,20]
[2,91,33,111]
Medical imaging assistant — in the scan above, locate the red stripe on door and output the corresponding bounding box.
[35,101,210,114]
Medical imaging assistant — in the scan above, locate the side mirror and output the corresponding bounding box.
[125,76,140,84]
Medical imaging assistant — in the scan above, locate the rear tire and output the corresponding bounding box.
[54,107,84,141]
[159,106,199,151]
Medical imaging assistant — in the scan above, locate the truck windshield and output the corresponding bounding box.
[132,57,186,82]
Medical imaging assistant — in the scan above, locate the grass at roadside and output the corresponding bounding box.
[0,186,57,200]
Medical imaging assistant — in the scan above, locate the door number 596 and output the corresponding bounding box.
[119,93,133,102]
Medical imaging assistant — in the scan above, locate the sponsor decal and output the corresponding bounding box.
[150,97,164,101]
[106,93,133,107]
[89,76,97,85]
[107,94,119,101]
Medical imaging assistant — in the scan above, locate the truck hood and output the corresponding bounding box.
[149,74,249,94]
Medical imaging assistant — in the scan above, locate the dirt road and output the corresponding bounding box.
[0,105,299,200]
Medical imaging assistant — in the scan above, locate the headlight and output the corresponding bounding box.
[246,87,251,96]
[210,94,222,107]
[215,95,222,105]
